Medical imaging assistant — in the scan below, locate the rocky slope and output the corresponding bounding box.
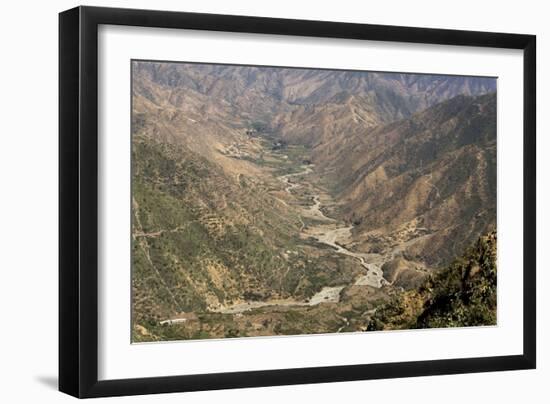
[328,93,497,266]
[368,232,497,330]
[131,133,361,327]
[132,61,495,150]
[131,60,497,340]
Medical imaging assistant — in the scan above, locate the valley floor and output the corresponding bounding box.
[135,135,447,341]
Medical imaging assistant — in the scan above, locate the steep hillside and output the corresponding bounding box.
[367,231,497,330]
[132,61,495,151]
[329,93,496,266]
[131,60,497,341]
[131,132,362,328]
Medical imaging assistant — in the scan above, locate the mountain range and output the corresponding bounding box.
[131,61,497,341]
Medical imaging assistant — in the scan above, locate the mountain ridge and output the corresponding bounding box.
[130,61,497,340]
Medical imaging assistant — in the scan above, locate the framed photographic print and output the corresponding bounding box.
[59,6,536,398]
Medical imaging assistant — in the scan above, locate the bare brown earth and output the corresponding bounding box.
[131,62,496,341]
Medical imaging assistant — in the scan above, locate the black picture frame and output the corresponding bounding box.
[59,5,536,398]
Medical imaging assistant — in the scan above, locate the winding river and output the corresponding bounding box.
[209,164,388,315]
[281,166,388,289]
[159,154,430,323]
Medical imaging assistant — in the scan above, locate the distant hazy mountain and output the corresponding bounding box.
[133,62,495,142]
[134,62,495,114]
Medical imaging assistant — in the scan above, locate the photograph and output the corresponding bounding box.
[0,1,541,402]
[131,60,498,342]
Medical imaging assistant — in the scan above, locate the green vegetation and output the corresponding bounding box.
[132,134,360,340]
[131,62,498,342]
[250,121,269,133]
[368,232,497,330]
[240,137,310,176]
